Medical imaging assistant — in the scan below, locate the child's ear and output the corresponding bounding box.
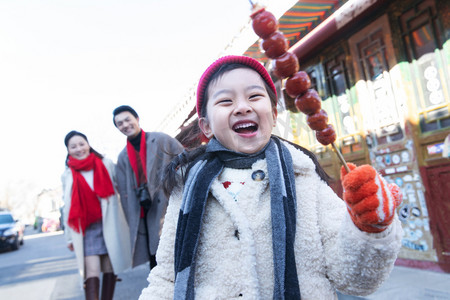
[198,117,214,139]
[272,107,278,127]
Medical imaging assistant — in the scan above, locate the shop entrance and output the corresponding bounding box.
[421,163,450,271]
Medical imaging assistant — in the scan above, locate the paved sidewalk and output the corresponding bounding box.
[338,265,450,300]
[59,263,449,299]
[53,262,149,300]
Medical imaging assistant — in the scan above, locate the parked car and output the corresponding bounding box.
[0,211,24,251]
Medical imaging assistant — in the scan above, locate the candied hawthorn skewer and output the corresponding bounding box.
[317,124,337,146]
[261,31,289,58]
[250,4,350,173]
[295,89,320,115]
[286,71,311,98]
[307,109,329,131]
[250,4,278,39]
[273,52,299,79]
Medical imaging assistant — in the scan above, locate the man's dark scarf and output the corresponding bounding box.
[174,136,300,299]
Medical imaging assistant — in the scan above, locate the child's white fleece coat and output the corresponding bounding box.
[139,141,403,299]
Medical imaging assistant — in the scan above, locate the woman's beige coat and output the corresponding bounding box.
[62,157,132,285]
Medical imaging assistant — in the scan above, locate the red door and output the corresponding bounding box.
[421,163,450,272]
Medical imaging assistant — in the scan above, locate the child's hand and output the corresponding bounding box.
[340,163,402,233]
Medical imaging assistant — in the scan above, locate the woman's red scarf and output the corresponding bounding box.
[67,153,115,234]
[126,129,147,185]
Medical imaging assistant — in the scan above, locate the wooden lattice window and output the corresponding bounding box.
[399,0,449,133]
[354,25,404,144]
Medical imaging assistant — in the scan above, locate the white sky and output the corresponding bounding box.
[0,0,297,194]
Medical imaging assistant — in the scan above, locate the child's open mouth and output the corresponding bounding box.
[233,122,258,134]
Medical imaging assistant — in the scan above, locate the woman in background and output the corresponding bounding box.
[62,130,131,300]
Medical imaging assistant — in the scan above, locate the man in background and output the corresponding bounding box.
[113,105,183,269]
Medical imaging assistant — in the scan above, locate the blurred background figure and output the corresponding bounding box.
[61,130,131,300]
[113,106,183,270]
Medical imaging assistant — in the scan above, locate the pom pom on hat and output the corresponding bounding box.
[196,55,276,118]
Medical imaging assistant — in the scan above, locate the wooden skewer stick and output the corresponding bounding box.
[331,142,350,173]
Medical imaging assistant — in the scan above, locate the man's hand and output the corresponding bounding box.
[341,163,402,233]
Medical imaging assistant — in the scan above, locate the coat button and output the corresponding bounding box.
[251,170,265,181]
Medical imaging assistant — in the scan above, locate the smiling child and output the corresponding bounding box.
[139,55,403,300]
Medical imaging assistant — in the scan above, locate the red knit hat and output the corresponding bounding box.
[196,55,277,118]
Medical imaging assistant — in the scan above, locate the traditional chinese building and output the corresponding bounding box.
[159,0,450,272]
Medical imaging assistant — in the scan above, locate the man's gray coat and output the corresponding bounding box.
[116,131,183,267]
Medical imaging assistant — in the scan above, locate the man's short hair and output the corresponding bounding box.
[113,105,139,126]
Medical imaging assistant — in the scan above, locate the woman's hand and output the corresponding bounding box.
[341,163,402,233]
[67,243,74,251]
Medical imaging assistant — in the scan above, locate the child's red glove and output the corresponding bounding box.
[341,163,402,233]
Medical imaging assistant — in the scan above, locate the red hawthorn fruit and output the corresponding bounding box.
[295,89,321,115]
[251,8,278,39]
[307,109,328,131]
[273,52,299,79]
[285,71,311,98]
[261,31,288,59]
[316,124,337,145]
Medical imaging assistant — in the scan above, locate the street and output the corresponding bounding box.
[0,227,149,300]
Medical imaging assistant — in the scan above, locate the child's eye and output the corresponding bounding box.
[249,94,263,100]
[217,99,232,104]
